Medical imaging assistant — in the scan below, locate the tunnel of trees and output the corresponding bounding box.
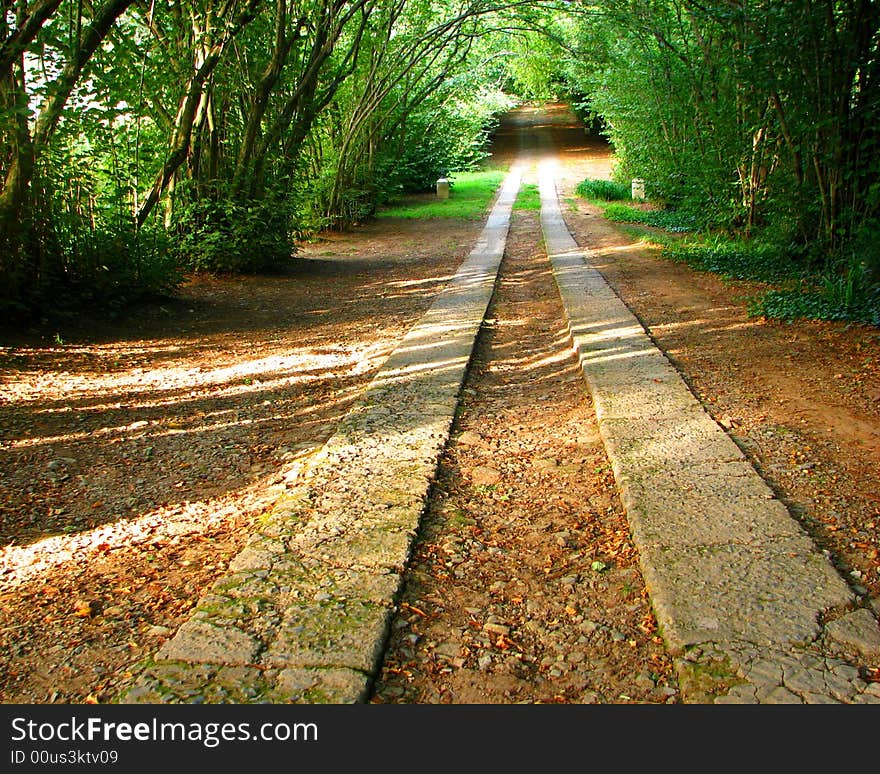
[1,1,878,323]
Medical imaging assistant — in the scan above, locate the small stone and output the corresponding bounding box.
[457,431,483,446]
[483,622,510,637]
[635,672,655,689]
[471,466,502,486]
[433,642,460,659]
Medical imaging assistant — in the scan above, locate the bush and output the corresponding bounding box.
[171,185,295,273]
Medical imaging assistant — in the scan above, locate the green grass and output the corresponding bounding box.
[378,170,507,220]
[603,202,696,233]
[513,183,541,211]
[575,178,631,201]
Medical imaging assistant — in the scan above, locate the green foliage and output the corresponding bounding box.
[575,178,631,201]
[170,185,295,273]
[660,232,880,325]
[663,239,800,284]
[561,0,880,254]
[751,279,879,326]
[379,170,506,219]
[603,203,696,233]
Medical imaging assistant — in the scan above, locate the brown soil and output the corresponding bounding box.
[2,104,878,704]
[0,219,482,703]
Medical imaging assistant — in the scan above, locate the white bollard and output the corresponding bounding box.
[436,177,450,199]
[631,178,646,200]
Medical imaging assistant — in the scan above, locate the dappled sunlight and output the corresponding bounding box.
[377,274,457,290]
[3,340,391,435]
[652,316,762,337]
[0,473,285,588]
[598,243,651,255]
[2,344,383,404]
[519,349,575,372]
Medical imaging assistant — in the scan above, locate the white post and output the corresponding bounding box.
[631,178,646,200]
[436,177,450,199]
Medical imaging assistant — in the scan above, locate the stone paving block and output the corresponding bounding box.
[156,620,262,665]
[273,667,371,704]
[760,685,803,704]
[261,587,393,674]
[315,523,419,574]
[599,415,743,466]
[802,692,842,704]
[619,467,808,548]
[638,540,852,653]
[824,608,880,658]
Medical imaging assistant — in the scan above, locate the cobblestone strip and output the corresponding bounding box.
[538,160,880,703]
[120,170,522,704]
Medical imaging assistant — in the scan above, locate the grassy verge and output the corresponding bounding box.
[575,176,879,326]
[603,203,697,233]
[378,170,507,219]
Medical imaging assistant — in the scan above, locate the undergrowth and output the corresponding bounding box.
[576,175,879,326]
[666,239,879,325]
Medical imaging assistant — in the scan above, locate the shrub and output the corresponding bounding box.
[171,184,295,273]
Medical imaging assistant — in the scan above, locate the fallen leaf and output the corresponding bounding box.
[74,600,99,618]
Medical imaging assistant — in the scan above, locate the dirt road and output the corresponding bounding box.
[1,104,877,704]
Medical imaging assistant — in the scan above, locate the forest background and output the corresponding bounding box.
[1,0,878,326]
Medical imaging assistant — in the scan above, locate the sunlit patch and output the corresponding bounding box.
[598,243,650,254]
[520,350,573,372]
[2,344,388,405]
[0,479,279,588]
[2,340,393,450]
[653,317,761,335]
[380,275,456,290]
